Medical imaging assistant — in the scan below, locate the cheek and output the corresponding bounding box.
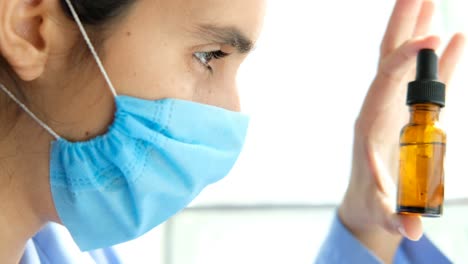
[102,37,199,101]
[99,2,199,101]
[99,15,241,109]
[193,63,241,111]
[104,34,241,110]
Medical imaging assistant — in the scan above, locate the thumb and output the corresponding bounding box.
[371,151,424,241]
[399,214,424,241]
[377,191,423,241]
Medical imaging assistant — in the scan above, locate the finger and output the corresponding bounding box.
[367,150,423,240]
[403,0,435,82]
[413,1,435,37]
[367,151,400,234]
[376,192,401,235]
[399,214,423,241]
[370,148,423,240]
[377,193,424,241]
[380,35,440,79]
[381,0,424,56]
[439,33,467,85]
[364,36,440,114]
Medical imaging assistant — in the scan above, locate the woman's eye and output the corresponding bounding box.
[194,50,229,72]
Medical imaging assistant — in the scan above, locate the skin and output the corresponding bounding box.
[0,0,266,262]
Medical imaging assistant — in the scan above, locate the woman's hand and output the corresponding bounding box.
[339,0,465,262]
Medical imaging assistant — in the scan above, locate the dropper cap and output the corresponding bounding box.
[407,49,446,107]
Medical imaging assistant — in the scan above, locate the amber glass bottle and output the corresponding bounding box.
[397,49,446,217]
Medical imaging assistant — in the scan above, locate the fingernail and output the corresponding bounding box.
[393,218,409,239]
[398,226,409,239]
[398,225,422,241]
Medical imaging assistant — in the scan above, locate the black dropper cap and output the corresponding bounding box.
[407,49,446,107]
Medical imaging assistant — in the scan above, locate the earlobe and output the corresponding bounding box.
[0,0,49,81]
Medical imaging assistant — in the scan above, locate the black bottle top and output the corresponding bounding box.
[407,49,446,107]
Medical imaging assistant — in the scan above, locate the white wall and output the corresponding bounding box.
[114,1,468,263]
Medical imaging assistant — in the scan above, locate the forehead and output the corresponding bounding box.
[143,0,266,42]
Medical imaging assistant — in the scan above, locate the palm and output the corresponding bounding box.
[358,65,418,186]
[356,0,464,186]
[341,0,465,242]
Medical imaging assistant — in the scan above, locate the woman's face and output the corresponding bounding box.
[105,0,266,111]
[0,0,267,249]
[0,0,266,142]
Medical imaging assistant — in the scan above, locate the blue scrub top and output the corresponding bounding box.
[21,215,451,263]
[20,223,121,264]
[315,213,452,263]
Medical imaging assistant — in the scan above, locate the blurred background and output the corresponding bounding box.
[112,0,468,263]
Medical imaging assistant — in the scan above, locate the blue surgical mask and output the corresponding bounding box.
[0,0,249,251]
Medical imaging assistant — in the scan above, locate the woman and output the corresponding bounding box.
[0,0,464,263]
[1,0,265,262]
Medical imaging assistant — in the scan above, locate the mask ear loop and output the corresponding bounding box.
[63,0,118,98]
[0,83,61,140]
[0,1,117,140]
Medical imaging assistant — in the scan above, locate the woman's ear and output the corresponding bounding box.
[0,0,55,81]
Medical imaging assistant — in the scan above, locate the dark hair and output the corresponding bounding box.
[58,0,136,65]
[60,0,135,25]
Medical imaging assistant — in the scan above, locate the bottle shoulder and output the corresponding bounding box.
[400,122,446,143]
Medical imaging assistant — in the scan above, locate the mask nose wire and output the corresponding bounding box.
[64,0,118,98]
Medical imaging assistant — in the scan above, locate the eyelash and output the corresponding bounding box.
[194,50,230,72]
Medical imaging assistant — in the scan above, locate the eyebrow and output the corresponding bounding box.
[194,24,255,54]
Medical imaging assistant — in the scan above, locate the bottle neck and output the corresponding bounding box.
[409,104,441,124]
